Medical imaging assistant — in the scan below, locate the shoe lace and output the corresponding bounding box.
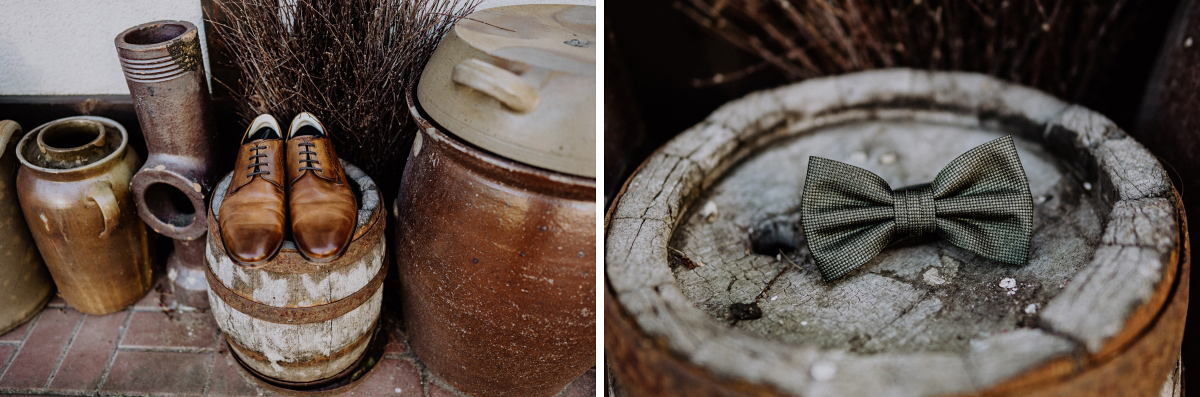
[298,141,321,172]
[246,145,270,178]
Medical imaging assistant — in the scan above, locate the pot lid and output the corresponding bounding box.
[417,4,596,178]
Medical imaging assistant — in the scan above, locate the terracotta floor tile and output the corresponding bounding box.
[133,279,173,310]
[342,358,422,396]
[101,350,211,396]
[0,308,83,389]
[0,345,16,376]
[557,367,597,397]
[120,311,217,350]
[426,378,465,397]
[206,348,263,397]
[0,312,38,343]
[48,312,127,392]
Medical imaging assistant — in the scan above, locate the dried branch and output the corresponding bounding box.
[680,0,1154,105]
[211,0,479,193]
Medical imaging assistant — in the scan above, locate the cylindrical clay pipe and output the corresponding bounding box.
[115,20,218,309]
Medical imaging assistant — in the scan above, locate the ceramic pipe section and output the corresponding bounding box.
[115,20,217,309]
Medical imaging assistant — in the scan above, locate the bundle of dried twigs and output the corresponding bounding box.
[678,0,1152,103]
[211,0,477,191]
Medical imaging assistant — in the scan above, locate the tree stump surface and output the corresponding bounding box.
[605,69,1187,397]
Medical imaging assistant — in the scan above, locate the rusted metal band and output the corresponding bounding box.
[225,321,381,391]
[227,322,375,369]
[206,257,387,325]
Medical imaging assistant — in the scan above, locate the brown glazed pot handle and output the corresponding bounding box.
[451,58,539,113]
[87,181,119,238]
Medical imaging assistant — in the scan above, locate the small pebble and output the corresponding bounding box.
[923,267,946,285]
[1083,182,1093,191]
[395,387,403,393]
[700,201,719,223]
[776,253,781,262]
[879,153,897,164]
[801,321,808,326]
[1187,37,1194,47]
[1025,304,1038,314]
[999,278,1017,289]
[771,296,778,301]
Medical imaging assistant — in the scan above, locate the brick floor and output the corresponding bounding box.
[0,277,597,396]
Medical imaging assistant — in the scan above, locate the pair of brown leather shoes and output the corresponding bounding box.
[219,112,358,265]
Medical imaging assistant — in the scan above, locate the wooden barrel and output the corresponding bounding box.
[205,160,386,385]
[605,69,1188,397]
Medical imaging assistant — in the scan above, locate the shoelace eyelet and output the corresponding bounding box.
[298,142,323,172]
[246,145,271,178]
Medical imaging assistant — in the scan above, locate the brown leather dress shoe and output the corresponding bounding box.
[286,112,357,262]
[219,114,287,265]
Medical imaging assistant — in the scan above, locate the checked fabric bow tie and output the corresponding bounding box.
[801,136,1034,281]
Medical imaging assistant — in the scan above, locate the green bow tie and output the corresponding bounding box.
[801,136,1034,281]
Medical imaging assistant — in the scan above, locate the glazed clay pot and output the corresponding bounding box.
[116,20,219,310]
[0,120,53,334]
[394,90,596,397]
[16,116,152,315]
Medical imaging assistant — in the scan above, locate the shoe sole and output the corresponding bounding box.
[295,239,351,264]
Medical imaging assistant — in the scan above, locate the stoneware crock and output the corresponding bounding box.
[0,120,53,334]
[16,116,152,315]
[396,4,597,396]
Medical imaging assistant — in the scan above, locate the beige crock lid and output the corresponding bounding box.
[417,4,596,178]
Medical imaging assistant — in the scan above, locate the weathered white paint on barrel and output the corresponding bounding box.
[206,160,386,383]
[606,69,1186,396]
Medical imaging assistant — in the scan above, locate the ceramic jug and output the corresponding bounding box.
[0,120,54,334]
[16,116,152,315]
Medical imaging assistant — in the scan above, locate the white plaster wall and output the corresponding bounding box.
[0,0,208,95]
[0,0,594,96]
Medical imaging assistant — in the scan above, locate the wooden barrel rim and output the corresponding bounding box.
[208,159,384,274]
[605,69,1184,396]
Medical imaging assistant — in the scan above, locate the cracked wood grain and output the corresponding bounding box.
[606,69,1185,397]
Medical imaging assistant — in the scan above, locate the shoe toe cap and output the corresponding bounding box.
[223,224,283,263]
[294,220,354,260]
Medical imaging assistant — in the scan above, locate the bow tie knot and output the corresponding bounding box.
[802,136,1034,281]
[894,185,936,238]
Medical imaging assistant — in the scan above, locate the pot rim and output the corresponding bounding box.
[16,116,130,176]
[114,20,196,52]
[0,120,21,161]
[414,4,596,178]
[406,87,595,192]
